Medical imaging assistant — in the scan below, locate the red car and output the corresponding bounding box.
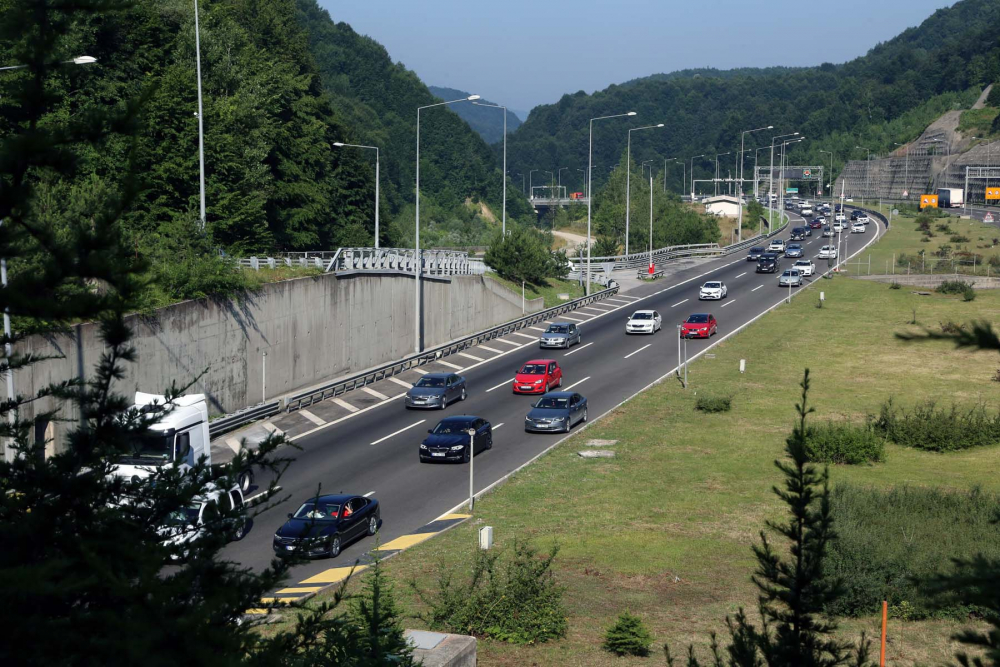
[681,313,718,338]
[512,359,563,394]
[809,219,823,229]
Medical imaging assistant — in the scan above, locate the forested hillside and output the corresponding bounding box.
[507,0,1000,195]
[428,86,522,144]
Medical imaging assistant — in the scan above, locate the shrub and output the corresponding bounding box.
[889,281,901,289]
[933,244,953,257]
[603,611,653,656]
[937,223,953,233]
[805,422,885,464]
[937,279,974,295]
[963,286,977,301]
[485,226,568,284]
[990,255,1000,269]
[871,399,1000,452]
[695,395,731,413]
[413,540,567,644]
[826,485,1000,619]
[950,234,971,243]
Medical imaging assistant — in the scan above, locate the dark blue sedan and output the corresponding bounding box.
[524,392,588,433]
[272,493,380,559]
[419,415,492,463]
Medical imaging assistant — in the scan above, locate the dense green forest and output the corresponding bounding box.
[0,0,531,307]
[427,86,523,144]
[507,0,1000,197]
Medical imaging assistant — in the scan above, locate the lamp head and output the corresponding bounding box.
[627,111,637,116]
[655,123,664,127]
[332,142,344,147]
[72,56,97,65]
[467,95,481,101]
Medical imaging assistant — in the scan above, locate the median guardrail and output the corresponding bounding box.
[208,400,282,439]
[283,284,621,413]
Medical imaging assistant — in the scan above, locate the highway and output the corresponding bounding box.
[221,208,885,598]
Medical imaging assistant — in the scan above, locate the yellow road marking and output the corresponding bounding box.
[375,533,437,551]
[299,565,367,585]
[274,586,325,595]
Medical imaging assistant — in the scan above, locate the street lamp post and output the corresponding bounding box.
[194,0,207,232]
[558,167,569,190]
[587,111,637,295]
[648,174,655,274]
[894,142,909,200]
[856,146,871,206]
[626,123,664,256]
[472,101,508,234]
[736,125,773,242]
[778,137,805,227]
[415,94,480,353]
[714,152,730,197]
[690,154,706,199]
[662,157,677,193]
[819,149,834,219]
[529,169,539,200]
[769,132,798,230]
[333,142,380,248]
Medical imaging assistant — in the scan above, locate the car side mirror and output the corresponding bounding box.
[287,513,293,519]
[427,429,433,434]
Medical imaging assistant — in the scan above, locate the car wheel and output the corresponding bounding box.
[582,408,588,424]
[460,387,467,401]
[556,376,563,388]
[233,520,247,541]
[462,447,471,464]
[237,469,253,494]
[486,433,493,450]
[368,515,379,536]
[440,397,447,410]
[329,535,341,558]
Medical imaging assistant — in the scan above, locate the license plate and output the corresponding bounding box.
[432,452,445,457]
[520,386,533,391]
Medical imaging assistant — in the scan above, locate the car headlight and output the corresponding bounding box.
[419,444,428,450]
[449,445,465,451]
[534,379,544,384]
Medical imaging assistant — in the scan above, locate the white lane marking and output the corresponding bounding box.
[363,491,376,498]
[457,352,484,362]
[720,299,736,308]
[389,377,413,388]
[370,419,426,446]
[578,307,606,314]
[493,422,504,431]
[751,285,763,292]
[563,342,593,357]
[604,298,631,304]
[735,272,747,279]
[586,303,617,310]
[624,344,652,359]
[245,485,281,505]
[563,376,591,391]
[299,409,326,426]
[362,387,390,400]
[616,295,639,300]
[262,422,284,436]
[560,315,588,322]
[225,438,241,453]
[332,397,360,413]
[435,360,463,369]
[493,338,522,347]
[412,368,428,375]
[487,378,515,392]
[528,327,546,332]
[478,345,503,353]
[511,332,537,340]
[670,299,689,308]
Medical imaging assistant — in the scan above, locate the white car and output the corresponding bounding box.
[857,214,870,225]
[832,222,845,233]
[834,213,846,223]
[159,483,247,559]
[768,239,786,254]
[793,259,815,276]
[699,281,728,300]
[626,309,662,334]
[818,245,838,259]
[851,221,866,233]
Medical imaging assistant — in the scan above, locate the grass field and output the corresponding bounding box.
[485,274,585,309]
[323,275,1000,666]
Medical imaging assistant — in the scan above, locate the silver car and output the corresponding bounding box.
[539,322,581,349]
[778,269,802,287]
[404,372,468,409]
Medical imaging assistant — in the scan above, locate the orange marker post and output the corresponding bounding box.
[880,600,888,666]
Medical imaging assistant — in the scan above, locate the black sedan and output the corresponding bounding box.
[746,246,766,261]
[419,415,492,463]
[272,494,380,559]
[404,372,467,409]
[524,392,588,433]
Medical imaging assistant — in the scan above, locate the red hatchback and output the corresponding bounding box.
[513,359,563,394]
[681,313,718,338]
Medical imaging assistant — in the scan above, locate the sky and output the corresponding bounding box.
[319,0,953,118]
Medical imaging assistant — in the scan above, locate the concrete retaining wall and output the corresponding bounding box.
[857,274,1000,289]
[16,273,543,454]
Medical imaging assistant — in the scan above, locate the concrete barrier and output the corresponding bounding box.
[16,273,543,455]
[857,274,1000,289]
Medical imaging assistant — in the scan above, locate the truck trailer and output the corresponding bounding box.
[937,188,964,208]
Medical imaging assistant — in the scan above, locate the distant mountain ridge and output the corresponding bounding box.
[428,86,523,144]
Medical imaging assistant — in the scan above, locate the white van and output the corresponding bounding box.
[801,207,813,217]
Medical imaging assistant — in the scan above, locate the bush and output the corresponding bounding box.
[603,611,653,656]
[950,234,971,243]
[826,485,1000,619]
[889,281,901,289]
[414,540,567,644]
[937,279,976,301]
[485,226,568,285]
[695,395,731,413]
[936,223,953,233]
[805,422,886,464]
[964,287,977,301]
[871,399,1000,451]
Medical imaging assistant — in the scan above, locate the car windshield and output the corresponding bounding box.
[129,431,172,461]
[788,245,800,249]
[415,376,446,388]
[432,420,472,434]
[703,282,721,289]
[165,506,201,527]
[749,247,764,253]
[546,325,569,334]
[631,312,653,320]
[535,397,569,409]
[686,314,710,323]
[292,502,340,521]
[795,261,810,266]
[519,363,547,374]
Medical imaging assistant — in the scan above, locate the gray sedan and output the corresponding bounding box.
[524,392,588,433]
[404,373,467,409]
[538,322,582,349]
[778,269,802,287]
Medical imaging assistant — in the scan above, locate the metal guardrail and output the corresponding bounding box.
[283,284,621,413]
[236,247,487,276]
[208,400,281,439]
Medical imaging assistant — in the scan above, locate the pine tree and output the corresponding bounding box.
[603,611,654,656]
[350,551,415,667]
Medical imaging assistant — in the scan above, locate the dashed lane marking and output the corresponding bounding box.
[493,422,504,431]
[435,360,463,370]
[274,587,324,595]
[477,345,503,353]
[751,285,764,292]
[670,299,689,308]
[363,491,376,497]
[369,419,425,446]
[720,299,736,308]
[563,342,593,357]
[486,378,514,392]
[560,315,588,322]
[362,387,390,400]
[331,397,359,412]
[457,352,484,362]
[528,327,546,332]
[299,409,326,426]
[578,307,606,314]
[604,298,631,304]
[735,272,747,278]
[412,368,428,374]
[389,377,413,388]
[299,566,366,586]
[493,338,522,347]
[511,332,537,340]
[564,376,591,391]
[624,344,652,359]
